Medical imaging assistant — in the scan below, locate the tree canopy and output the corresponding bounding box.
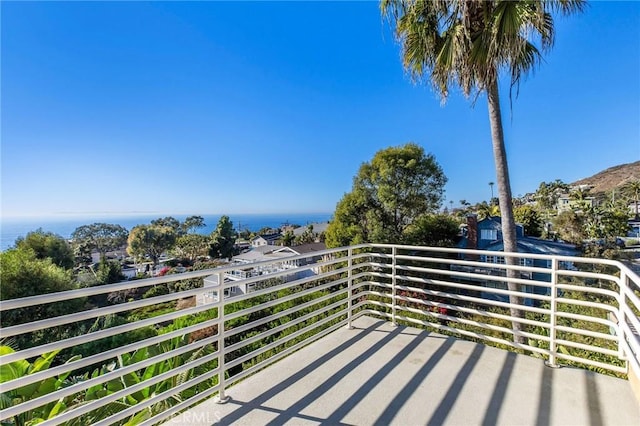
[209,215,237,259]
[0,249,85,348]
[180,215,206,234]
[71,223,129,260]
[325,143,447,247]
[127,225,177,265]
[14,229,74,269]
[173,234,210,261]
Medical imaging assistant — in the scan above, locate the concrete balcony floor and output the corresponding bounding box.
[174,316,640,425]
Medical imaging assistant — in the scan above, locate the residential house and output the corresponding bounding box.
[557,195,596,213]
[199,242,328,305]
[251,233,282,247]
[457,215,579,304]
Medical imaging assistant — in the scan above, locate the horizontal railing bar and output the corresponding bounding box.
[620,321,640,356]
[1,300,219,365]
[554,325,617,342]
[555,269,620,284]
[0,316,221,392]
[225,290,346,339]
[0,284,213,338]
[392,313,550,356]
[621,304,640,332]
[225,298,348,354]
[554,351,626,374]
[1,333,220,421]
[395,277,551,302]
[225,319,350,387]
[394,294,552,330]
[137,381,221,426]
[225,309,347,370]
[37,348,223,425]
[224,278,346,322]
[369,243,624,266]
[395,264,553,289]
[554,283,620,299]
[394,254,556,276]
[554,339,620,357]
[93,363,222,426]
[554,311,616,329]
[0,268,220,311]
[393,304,548,343]
[555,298,617,314]
[623,285,640,311]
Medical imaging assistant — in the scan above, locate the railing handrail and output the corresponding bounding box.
[1,244,638,425]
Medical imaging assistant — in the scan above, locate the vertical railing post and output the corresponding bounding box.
[346,247,354,329]
[392,246,397,326]
[618,269,627,362]
[215,271,230,403]
[546,257,559,368]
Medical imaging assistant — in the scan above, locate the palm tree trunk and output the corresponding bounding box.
[486,80,525,345]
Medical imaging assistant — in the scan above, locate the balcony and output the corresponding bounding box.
[1,245,639,425]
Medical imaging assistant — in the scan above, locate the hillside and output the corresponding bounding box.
[571,161,640,195]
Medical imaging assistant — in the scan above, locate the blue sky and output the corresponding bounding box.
[2,1,638,219]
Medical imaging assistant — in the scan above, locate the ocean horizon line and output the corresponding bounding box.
[1,211,333,222]
[1,212,334,251]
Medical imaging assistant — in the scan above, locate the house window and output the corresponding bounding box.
[481,229,498,240]
[486,255,505,264]
[519,258,532,267]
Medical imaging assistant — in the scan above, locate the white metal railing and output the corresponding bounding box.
[1,244,639,425]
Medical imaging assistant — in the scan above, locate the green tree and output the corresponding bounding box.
[0,249,85,349]
[534,180,569,214]
[553,210,586,245]
[381,0,585,343]
[14,229,74,269]
[622,179,640,220]
[209,215,237,259]
[476,202,501,220]
[127,225,177,266]
[569,187,592,211]
[173,233,210,261]
[151,217,181,233]
[294,224,315,245]
[404,214,459,247]
[96,259,124,285]
[180,215,206,234]
[281,230,295,247]
[582,202,629,241]
[71,223,129,261]
[513,205,542,237]
[325,143,446,247]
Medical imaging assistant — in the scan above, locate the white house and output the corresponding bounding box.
[251,233,281,247]
[198,243,328,305]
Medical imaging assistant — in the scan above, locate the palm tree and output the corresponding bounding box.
[381,0,585,344]
[477,202,501,220]
[489,182,495,201]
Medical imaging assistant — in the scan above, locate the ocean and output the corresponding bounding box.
[0,213,332,251]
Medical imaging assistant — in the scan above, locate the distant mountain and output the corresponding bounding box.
[571,161,640,195]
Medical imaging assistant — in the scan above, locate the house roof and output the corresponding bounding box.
[289,242,327,254]
[252,233,282,242]
[292,222,329,236]
[483,237,578,257]
[232,247,297,263]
